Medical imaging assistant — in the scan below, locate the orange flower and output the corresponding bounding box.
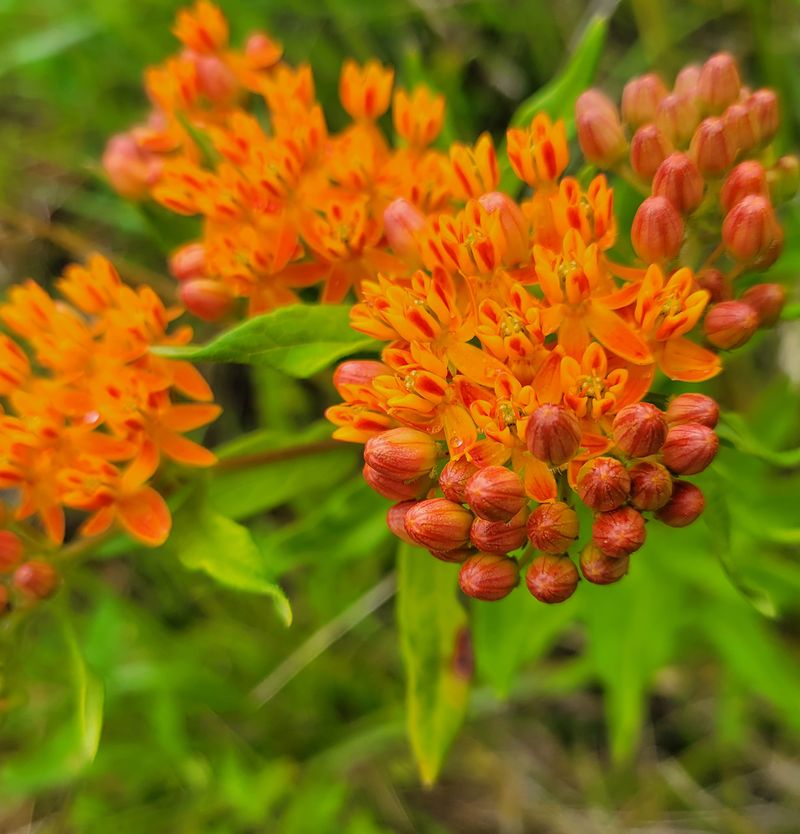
[506,113,568,187]
[339,59,394,121]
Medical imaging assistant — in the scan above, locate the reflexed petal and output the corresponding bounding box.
[116,487,171,546]
[160,403,223,431]
[522,456,557,501]
[558,314,591,360]
[442,404,478,458]
[447,342,506,387]
[586,302,651,365]
[658,338,722,381]
[159,430,218,466]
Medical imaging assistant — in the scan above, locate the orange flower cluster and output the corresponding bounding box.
[328,58,791,604]
[0,254,219,611]
[103,0,466,316]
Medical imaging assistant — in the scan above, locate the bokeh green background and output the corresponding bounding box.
[1,1,800,831]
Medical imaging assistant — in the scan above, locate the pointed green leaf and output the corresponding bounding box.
[397,543,469,785]
[152,305,379,377]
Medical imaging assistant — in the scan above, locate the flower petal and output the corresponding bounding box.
[658,338,722,382]
[585,302,651,365]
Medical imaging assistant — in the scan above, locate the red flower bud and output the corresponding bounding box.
[720,161,768,213]
[698,52,741,113]
[741,283,786,327]
[661,423,719,475]
[696,268,731,303]
[387,501,420,544]
[459,553,519,601]
[580,544,629,585]
[690,117,736,176]
[652,153,704,214]
[704,300,759,349]
[363,464,431,500]
[656,94,700,146]
[576,457,631,512]
[187,51,239,104]
[723,103,759,154]
[526,404,582,466]
[404,498,474,552]
[14,560,58,600]
[575,90,627,166]
[478,192,531,265]
[0,531,23,572]
[622,73,668,127]
[674,64,701,97]
[470,508,529,554]
[169,242,206,283]
[364,427,439,481]
[655,480,704,527]
[722,195,783,267]
[612,402,668,458]
[769,155,800,203]
[102,133,162,200]
[244,32,282,68]
[333,360,387,397]
[592,507,646,558]
[525,554,579,603]
[630,124,673,180]
[465,466,526,522]
[431,548,472,564]
[439,458,478,504]
[666,393,719,428]
[383,198,425,260]
[526,501,579,553]
[179,279,233,321]
[629,461,674,510]
[631,196,684,263]
[748,89,779,144]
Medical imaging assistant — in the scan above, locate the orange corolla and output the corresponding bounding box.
[560,342,630,421]
[506,112,569,188]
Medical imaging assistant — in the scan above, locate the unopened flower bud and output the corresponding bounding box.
[526,554,579,603]
[364,427,439,481]
[723,103,759,154]
[698,52,741,113]
[666,393,719,428]
[696,268,731,303]
[630,124,673,180]
[189,52,239,104]
[704,300,760,349]
[592,507,646,558]
[690,117,736,176]
[575,90,627,166]
[631,196,684,263]
[580,544,629,585]
[629,461,674,510]
[655,480,704,526]
[722,194,783,267]
[465,466,526,522]
[431,548,472,564]
[363,464,431,501]
[333,360,386,397]
[612,402,668,458]
[0,531,23,572]
[404,498,474,552]
[622,73,668,127]
[721,161,768,213]
[576,457,631,511]
[102,133,162,200]
[470,509,529,554]
[179,279,233,321]
[656,94,700,146]
[674,64,702,97]
[459,553,519,601]
[14,560,58,600]
[244,32,282,68]
[748,89,779,144]
[526,404,582,466]
[526,501,579,553]
[478,192,530,265]
[652,153,704,214]
[387,501,420,544]
[768,155,800,203]
[662,423,719,475]
[169,242,206,282]
[437,458,477,504]
[383,198,425,260]
[741,283,786,327]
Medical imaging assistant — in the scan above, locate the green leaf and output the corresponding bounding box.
[152,305,379,377]
[397,543,469,785]
[717,412,800,468]
[780,301,800,321]
[472,587,577,697]
[167,493,292,626]
[0,612,104,796]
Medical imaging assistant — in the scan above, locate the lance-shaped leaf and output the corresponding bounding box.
[152,304,379,377]
[397,543,470,785]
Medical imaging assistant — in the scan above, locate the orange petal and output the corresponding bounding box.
[558,314,591,360]
[468,439,512,467]
[585,302,651,365]
[169,361,213,401]
[121,439,160,490]
[447,342,506,387]
[158,430,218,467]
[658,338,722,382]
[609,360,655,410]
[116,487,171,546]
[42,504,65,545]
[160,403,222,432]
[80,506,116,538]
[442,404,478,459]
[523,456,558,502]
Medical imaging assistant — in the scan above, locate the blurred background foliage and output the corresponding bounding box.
[1,0,800,831]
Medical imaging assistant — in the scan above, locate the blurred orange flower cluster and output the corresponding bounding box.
[0,254,219,608]
[103,0,464,316]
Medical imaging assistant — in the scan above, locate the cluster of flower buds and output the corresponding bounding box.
[0,530,60,617]
[104,1,469,316]
[576,53,790,352]
[0,254,219,552]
